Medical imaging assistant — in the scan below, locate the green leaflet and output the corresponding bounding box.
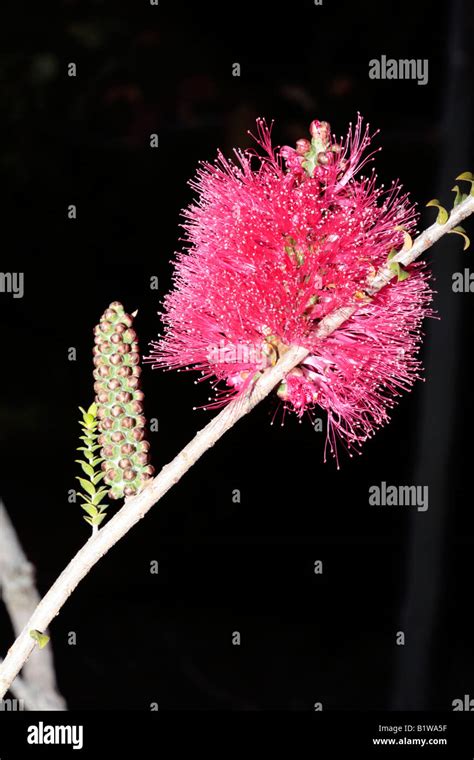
[30,630,50,649]
[451,185,467,207]
[84,513,107,527]
[75,460,95,478]
[456,171,474,196]
[426,199,449,224]
[388,261,410,281]
[76,477,96,497]
[448,226,471,251]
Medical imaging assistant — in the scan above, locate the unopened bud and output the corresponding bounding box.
[309,120,331,145]
[296,138,311,155]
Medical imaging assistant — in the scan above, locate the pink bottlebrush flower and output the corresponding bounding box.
[147,115,433,462]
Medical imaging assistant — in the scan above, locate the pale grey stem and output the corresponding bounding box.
[0,499,66,709]
[0,665,30,707]
[1,193,473,700]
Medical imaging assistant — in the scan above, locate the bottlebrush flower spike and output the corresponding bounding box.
[148,116,433,461]
[93,302,154,499]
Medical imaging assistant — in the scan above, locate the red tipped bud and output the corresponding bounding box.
[296,138,311,155]
[310,119,331,144]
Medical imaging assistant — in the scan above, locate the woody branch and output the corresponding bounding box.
[1,193,473,700]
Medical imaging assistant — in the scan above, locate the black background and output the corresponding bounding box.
[1,0,474,711]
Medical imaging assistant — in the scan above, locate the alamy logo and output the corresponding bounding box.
[369,56,429,86]
[369,481,429,512]
[27,721,84,750]
[0,697,24,711]
[452,694,474,711]
[0,272,24,298]
[452,268,474,292]
[206,339,265,365]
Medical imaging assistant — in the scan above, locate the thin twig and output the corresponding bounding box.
[0,499,66,709]
[1,194,473,700]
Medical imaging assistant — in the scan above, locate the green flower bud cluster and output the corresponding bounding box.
[93,302,154,500]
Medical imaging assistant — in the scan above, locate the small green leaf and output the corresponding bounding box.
[448,226,471,250]
[455,173,474,197]
[79,434,98,443]
[87,402,98,416]
[426,199,449,224]
[81,502,98,517]
[82,424,97,434]
[83,413,95,426]
[30,630,50,649]
[91,513,107,526]
[387,248,398,261]
[77,446,90,455]
[389,261,410,281]
[91,490,108,506]
[92,472,105,485]
[456,171,474,196]
[451,185,467,207]
[76,477,96,497]
[456,171,474,181]
[75,460,95,478]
